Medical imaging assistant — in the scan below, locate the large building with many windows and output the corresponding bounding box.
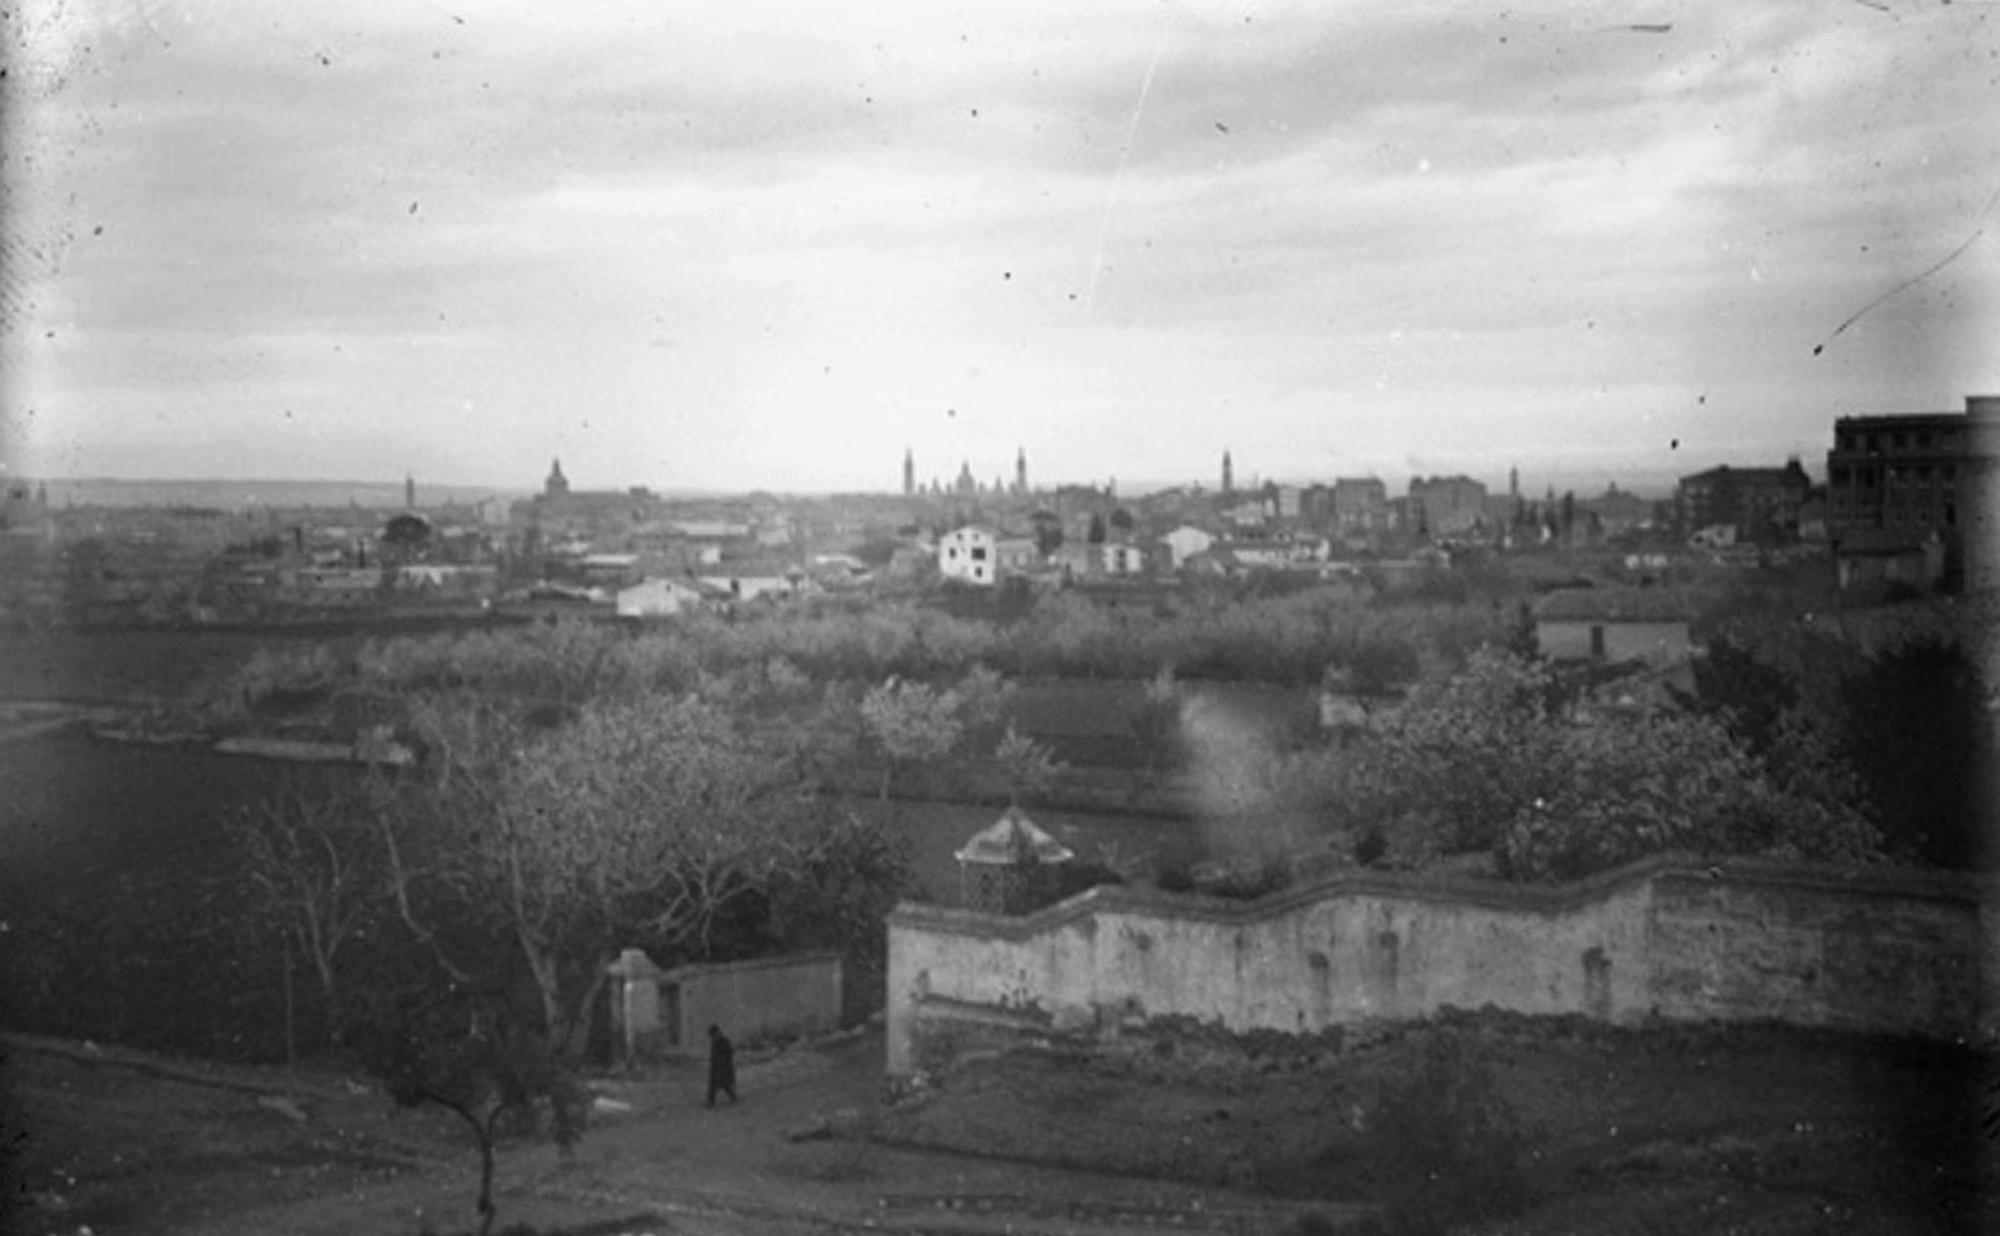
[1676,461,1811,545]
[1826,396,2000,588]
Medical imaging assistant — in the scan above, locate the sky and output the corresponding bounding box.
[2,0,1996,496]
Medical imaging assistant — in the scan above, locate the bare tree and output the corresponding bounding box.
[227,775,381,1043]
[389,691,813,1052]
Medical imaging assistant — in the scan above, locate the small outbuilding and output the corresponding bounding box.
[1833,529,1944,592]
[954,806,1074,916]
[1534,587,1694,667]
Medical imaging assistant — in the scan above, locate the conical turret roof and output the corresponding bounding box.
[953,806,1074,866]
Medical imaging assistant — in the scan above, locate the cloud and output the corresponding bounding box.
[8,0,1996,490]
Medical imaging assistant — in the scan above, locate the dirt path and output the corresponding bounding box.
[5,1030,1353,1236]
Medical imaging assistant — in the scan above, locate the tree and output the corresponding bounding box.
[994,723,1064,806]
[859,676,965,800]
[226,775,383,1046]
[1318,649,1882,880]
[1834,639,1992,869]
[362,993,586,1236]
[764,808,911,1018]
[1126,666,1185,781]
[1031,509,1064,556]
[387,691,813,1051]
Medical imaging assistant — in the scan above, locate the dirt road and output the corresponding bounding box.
[4,1029,1351,1236]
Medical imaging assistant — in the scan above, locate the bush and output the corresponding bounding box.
[1363,1030,1531,1234]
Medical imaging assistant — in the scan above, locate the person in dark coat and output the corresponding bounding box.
[706,1023,737,1107]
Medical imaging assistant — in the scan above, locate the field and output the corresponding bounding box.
[880,1014,1998,1235]
[6,1014,1991,1235]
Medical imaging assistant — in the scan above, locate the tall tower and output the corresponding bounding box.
[405,474,417,510]
[546,458,570,498]
[1016,447,1028,495]
[903,448,915,497]
[1222,450,1234,495]
[1509,465,1519,499]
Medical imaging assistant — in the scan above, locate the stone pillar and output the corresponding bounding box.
[605,947,665,1068]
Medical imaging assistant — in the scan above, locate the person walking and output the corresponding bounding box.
[706,1023,737,1107]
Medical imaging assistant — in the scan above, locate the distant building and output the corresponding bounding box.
[1098,541,1148,576]
[1331,477,1390,538]
[938,526,998,585]
[1158,524,1215,569]
[1676,461,1810,545]
[1826,395,2000,589]
[1408,475,1490,538]
[1579,483,1653,538]
[616,577,706,618]
[1534,588,1694,667]
[695,565,808,603]
[1833,529,1945,593]
[994,535,1040,576]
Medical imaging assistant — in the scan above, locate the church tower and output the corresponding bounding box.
[545,458,570,498]
[1015,447,1028,495]
[405,474,417,510]
[1221,450,1234,495]
[903,448,915,497]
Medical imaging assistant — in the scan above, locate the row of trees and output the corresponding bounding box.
[181,588,1519,737]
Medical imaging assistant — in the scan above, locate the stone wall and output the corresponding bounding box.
[608,950,842,1064]
[885,856,1995,1075]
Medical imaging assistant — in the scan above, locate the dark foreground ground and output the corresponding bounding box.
[5,1015,1993,1236]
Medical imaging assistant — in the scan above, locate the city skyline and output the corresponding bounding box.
[4,1,1996,494]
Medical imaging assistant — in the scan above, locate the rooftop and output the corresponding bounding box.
[954,807,1075,867]
[1534,586,1695,623]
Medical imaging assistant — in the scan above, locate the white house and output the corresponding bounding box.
[1219,536,1326,569]
[1099,541,1148,576]
[616,577,706,619]
[939,526,999,585]
[1158,525,1215,570]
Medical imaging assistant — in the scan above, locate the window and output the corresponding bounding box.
[1589,625,1606,658]
[971,547,988,561]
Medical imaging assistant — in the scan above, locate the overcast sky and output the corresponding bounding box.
[3,0,1995,496]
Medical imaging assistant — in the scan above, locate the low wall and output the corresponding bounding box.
[608,950,842,1063]
[885,856,1996,1075]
